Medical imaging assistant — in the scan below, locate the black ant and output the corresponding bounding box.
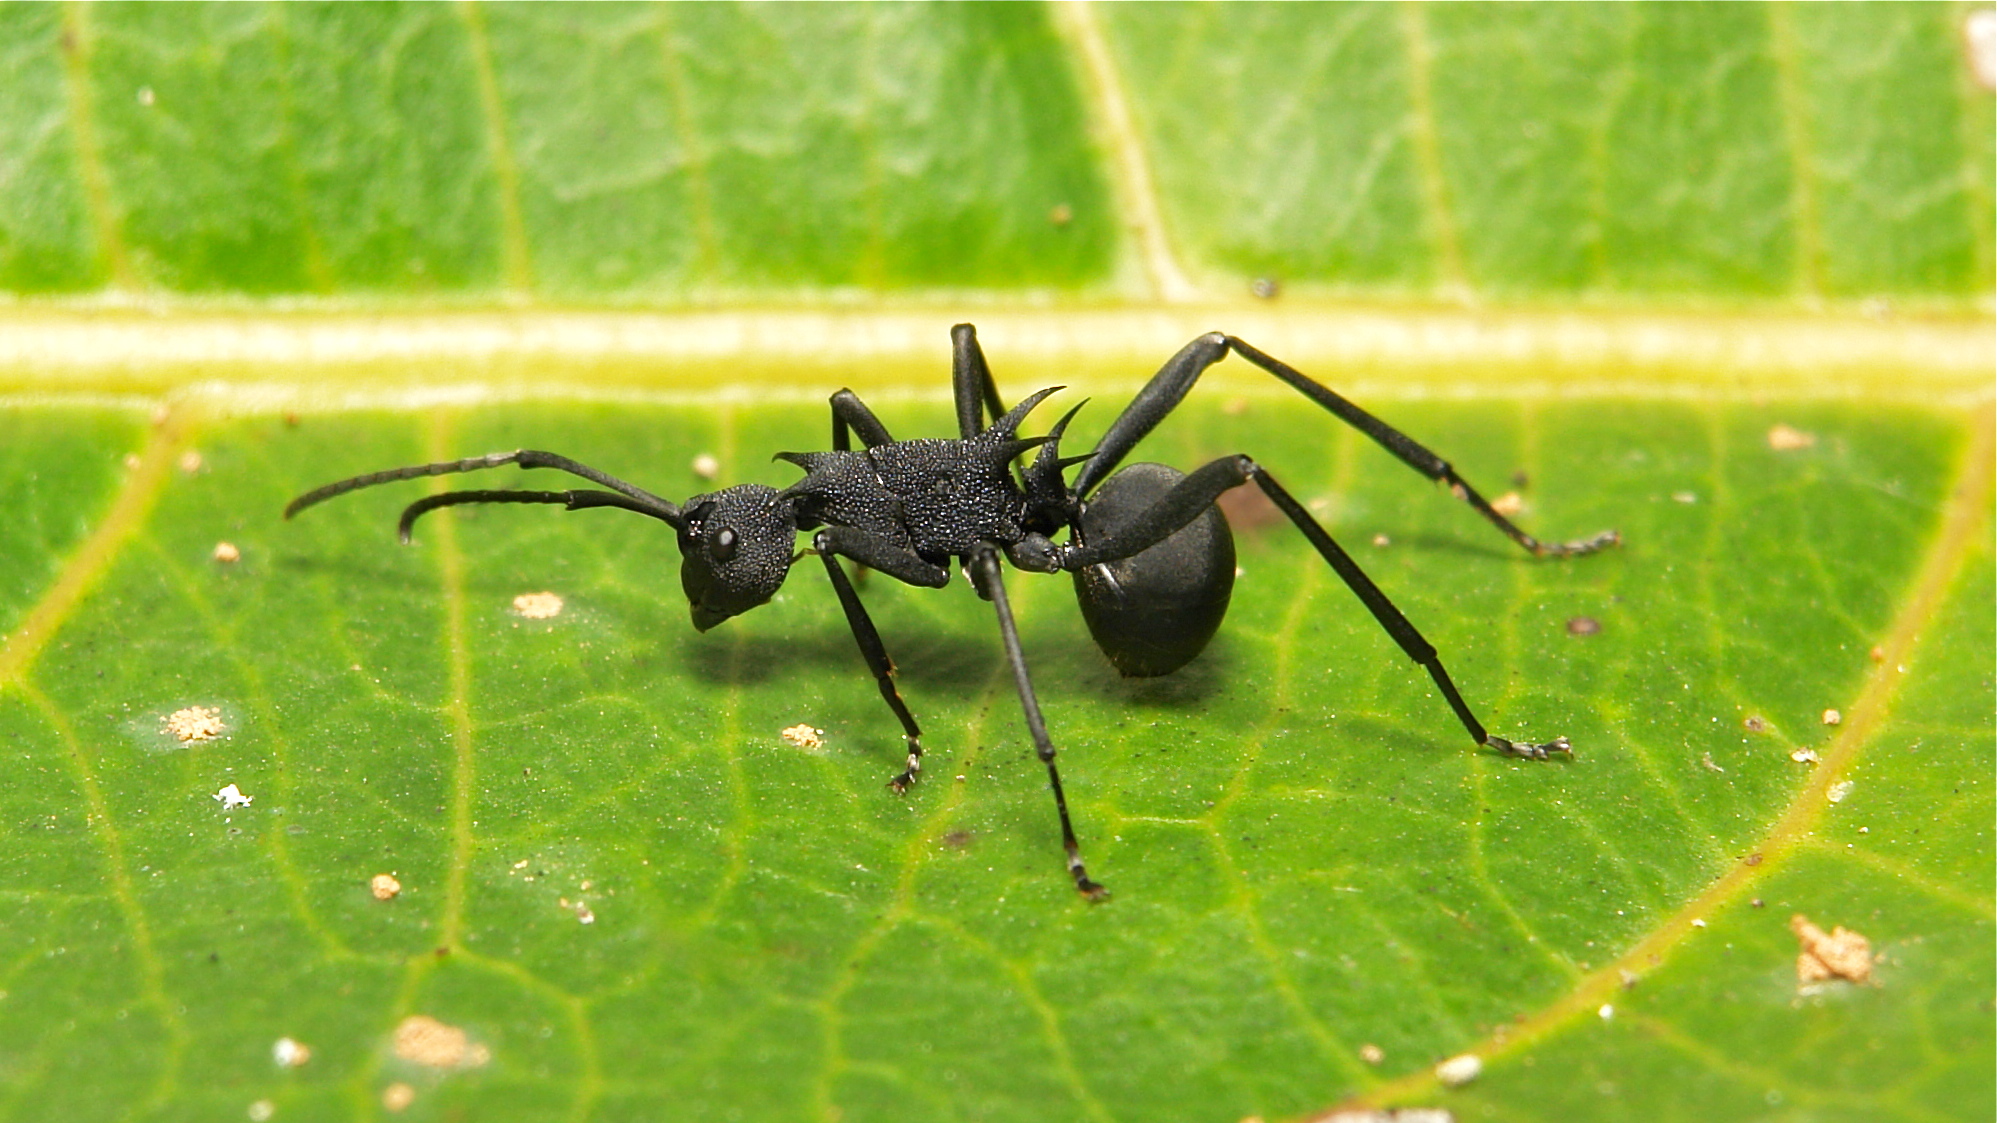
[285,325,1618,900]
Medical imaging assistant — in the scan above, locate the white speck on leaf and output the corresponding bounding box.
[1791,914,1876,986]
[1968,9,1995,90]
[393,1015,489,1069]
[1435,1053,1482,1087]
[214,783,252,810]
[166,706,225,742]
[511,592,564,619]
[1767,424,1816,451]
[1828,780,1855,803]
[781,724,826,750]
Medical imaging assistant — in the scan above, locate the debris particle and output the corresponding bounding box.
[576,902,596,925]
[1868,645,1886,662]
[1565,616,1601,637]
[1745,852,1763,866]
[1671,490,1697,504]
[1827,780,1854,803]
[1790,748,1820,765]
[1216,483,1282,531]
[178,449,205,473]
[166,706,226,742]
[1316,1111,1454,1123]
[381,1083,416,1113]
[1743,715,1767,733]
[137,85,156,107]
[371,873,402,900]
[691,453,720,480]
[248,1101,274,1123]
[1489,491,1524,517]
[392,1015,490,1069]
[1371,534,1391,548]
[1821,709,1841,726]
[1751,898,1765,909]
[1691,918,1707,929]
[1049,202,1074,227]
[123,453,143,471]
[1700,752,1725,773]
[1619,969,1639,990]
[213,783,253,810]
[780,724,825,750]
[1250,276,1280,300]
[511,591,564,619]
[273,1036,312,1067]
[1359,1043,1385,1065]
[213,541,241,563]
[1597,1003,1614,1020]
[1791,914,1876,985]
[1969,8,1996,91]
[1766,424,1816,451]
[1435,1052,1482,1088]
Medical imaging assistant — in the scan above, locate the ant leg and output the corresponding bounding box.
[967,544,1108,900]
[1058,455,1570,760]
[286,450,681,526]
[1221,336,1615,557]
[829,389,896,451]
[393,488,677,543]
[1071,333,1614,557]
[950,323,1008,438]
[812,528,950,588]
[815,552,926,791]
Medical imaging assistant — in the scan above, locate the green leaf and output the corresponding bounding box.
[0,5,1990,1123]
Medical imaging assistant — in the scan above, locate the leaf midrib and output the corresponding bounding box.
[0,308,1987,404]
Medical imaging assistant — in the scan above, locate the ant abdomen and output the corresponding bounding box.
[1073,462,1236,677]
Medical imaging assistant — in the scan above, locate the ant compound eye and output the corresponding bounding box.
[712,527,739,562]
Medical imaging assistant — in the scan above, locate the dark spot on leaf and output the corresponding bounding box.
[1743,715,1767,732]
[940,830,974,850]
[1566,616,1601,636]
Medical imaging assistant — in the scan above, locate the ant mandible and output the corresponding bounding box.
[285,325,1619,900]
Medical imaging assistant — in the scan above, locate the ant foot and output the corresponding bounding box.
[887,749,922,793]
[1540,530,1621,558]
[1069,854,1110,901]
[1486,735,1573,761]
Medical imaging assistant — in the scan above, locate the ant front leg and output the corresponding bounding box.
[1058,456,1571,760]
[815,550,926,792]
[812,528,949,792]
[967,544,1108,901]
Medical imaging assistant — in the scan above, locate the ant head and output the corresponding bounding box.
[675,485,796,632]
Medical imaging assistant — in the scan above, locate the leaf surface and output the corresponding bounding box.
[0,5,1990,1123]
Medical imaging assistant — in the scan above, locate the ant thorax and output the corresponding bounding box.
[781,437,1031,561]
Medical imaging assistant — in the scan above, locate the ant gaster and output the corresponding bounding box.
[286,325,1619,900]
